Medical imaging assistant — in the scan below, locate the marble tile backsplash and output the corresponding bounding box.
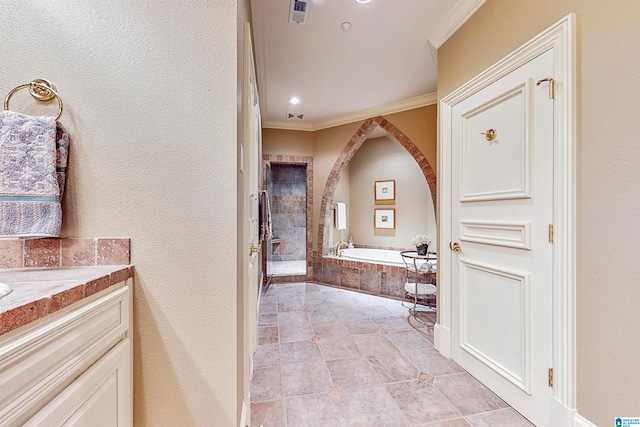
[0,238,130,268]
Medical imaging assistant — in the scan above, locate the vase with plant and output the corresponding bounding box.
[411,234,431,256]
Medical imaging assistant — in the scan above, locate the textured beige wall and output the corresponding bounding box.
[262,128,314,157]
[384,106,438,175]
[311,121,363,252]
[0,2,239,425]
[348,136,436,248]
[439,1,640,424]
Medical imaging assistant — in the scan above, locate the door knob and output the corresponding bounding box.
[449,242,462,252]
[480,129,497,141]
[249,244,261,256]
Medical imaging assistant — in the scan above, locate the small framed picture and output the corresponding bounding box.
[374,208,396,229]
[374,180,396,205]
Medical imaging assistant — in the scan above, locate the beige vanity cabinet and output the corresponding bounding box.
[0,280,133,426]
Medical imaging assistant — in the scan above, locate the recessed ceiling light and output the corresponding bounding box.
[288,96,301,105]
[340,22,352,32]
[355,0,371,3]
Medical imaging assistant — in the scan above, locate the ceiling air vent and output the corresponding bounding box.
[287,113,304,120]
[289,0,310,25]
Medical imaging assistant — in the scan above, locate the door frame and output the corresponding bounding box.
[436,14,577,425]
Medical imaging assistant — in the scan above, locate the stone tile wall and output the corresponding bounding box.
[312,251,436,300]
[270,164,307,262]
[0,238,131,268]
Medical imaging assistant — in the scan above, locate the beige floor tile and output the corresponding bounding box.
[311,321,349,338]
[465,408,534,426]
[285,393,347,427]
[258,326,279,345]
[387,329,434,352]
[318,335,361,360]
[339,385,410,426]
[279,324,314,343]
[251,366,282,402]
[352,333,400,356]
[386,380,462,425]
[434,373,509,416]
[368,353,419,383]
[253,343,281,368]
[250,400,285,427]
[326,357,379,388]
[251,283,525,427]
[280,340,322,365]
[281,361,332,397]
[404,349,465,376]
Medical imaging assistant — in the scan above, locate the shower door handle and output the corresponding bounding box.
[249,244,261,256]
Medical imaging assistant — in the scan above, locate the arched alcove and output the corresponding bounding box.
[317,116,436,256]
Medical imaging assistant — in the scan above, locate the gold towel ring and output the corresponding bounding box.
[4,79,64,121]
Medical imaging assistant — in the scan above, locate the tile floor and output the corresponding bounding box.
[250,282,534,427]
[267,260,307,276]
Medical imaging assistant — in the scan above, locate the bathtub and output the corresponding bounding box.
[325,247,436,269]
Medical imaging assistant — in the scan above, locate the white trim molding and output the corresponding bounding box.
[263,93,437,131]
[437,13,577,426]
[428,0,487,49]
[573,414,598,427]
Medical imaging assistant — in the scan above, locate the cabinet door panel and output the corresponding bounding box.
[0,286,129,426]
[24,339,132,427]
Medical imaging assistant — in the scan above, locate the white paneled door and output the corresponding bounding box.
[450,49,554,426]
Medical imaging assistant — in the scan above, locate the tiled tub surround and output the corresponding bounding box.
[313,251,436,300]
[0,265,134,336]
[250,282,533,427]
[0,238,130,268]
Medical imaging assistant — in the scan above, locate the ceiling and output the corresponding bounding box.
[250,0,485,130]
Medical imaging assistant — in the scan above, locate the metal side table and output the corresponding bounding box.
[400,250,437,325]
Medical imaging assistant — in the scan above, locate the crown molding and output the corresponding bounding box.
[263,92,437,131]
[261,120,314,131]
[427,0,486,49]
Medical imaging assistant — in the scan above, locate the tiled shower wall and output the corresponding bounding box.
[269,164,307,262]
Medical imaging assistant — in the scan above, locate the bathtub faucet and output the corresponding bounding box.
[335,241,348,257]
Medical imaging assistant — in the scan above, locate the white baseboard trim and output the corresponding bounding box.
[550,397,576,426]
[574,413,598,427]
[434,323,452,358]
[240,398,248,427]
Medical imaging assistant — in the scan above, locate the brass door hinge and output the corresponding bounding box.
[536,77,555,99]
[548,224,554,243]
[548,368,554,387]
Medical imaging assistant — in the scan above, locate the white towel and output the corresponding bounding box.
[418,262,433,273]
[335,202,347,230]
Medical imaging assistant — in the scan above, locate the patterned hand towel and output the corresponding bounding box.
[0,110,69,238]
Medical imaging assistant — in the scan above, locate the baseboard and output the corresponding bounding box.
[240,398,248,427]
[574,413,598,427]
[549,397,576,426]
[434,322,452,358]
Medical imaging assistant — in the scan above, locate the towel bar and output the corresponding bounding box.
[4,79,64,120]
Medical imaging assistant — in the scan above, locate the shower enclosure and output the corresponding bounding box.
[265,163,307,279]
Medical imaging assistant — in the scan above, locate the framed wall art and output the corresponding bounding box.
[374,180,395,205]
[374,208,396,229]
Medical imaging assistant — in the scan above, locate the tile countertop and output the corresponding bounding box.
[0,265,134,337]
